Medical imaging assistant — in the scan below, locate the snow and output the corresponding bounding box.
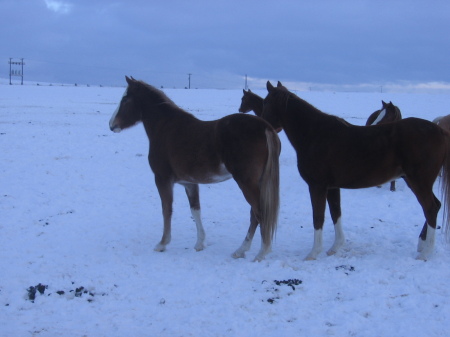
[1,83,450,336]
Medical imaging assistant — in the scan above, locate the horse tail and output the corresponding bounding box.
[441,132,450,243]
[259,128,281,247]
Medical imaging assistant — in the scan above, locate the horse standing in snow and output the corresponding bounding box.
[109,77,280,261]
[262,81,450,261]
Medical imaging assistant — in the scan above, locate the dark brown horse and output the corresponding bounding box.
[262,81,450,261]
[109,77,280,261]
[239,89,264,117]
[365,101,403,191]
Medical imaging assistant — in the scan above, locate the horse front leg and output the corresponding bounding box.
[154,175,174,252]
[232,209,258,259]
[305,185,327,260]
[326,188,345,256]
[183,183,206,251]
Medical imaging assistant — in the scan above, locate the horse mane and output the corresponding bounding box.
[134,80,177,107]
[132,79,199,123]
[284,89,350,127]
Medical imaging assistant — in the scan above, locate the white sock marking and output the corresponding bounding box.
[305,229,323,260]
[416,224,436,260]
[191,208,205,251]
[327,217,345,255]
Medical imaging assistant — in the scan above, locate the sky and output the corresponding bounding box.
[1,0,450,91]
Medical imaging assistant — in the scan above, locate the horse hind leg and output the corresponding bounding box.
[326,188,345,256]
[184,183,206,251]
[417,194,441,259]
[233,178,271,262]
[232,209,258,259]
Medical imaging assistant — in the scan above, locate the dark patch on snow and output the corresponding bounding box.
[335,265,355,275]
[38,210,75,226]
[26,283,106,303]
[27,283,48,302]
[263,279,303,304]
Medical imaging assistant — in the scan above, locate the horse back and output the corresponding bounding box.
[147,113,276,184]
[216,114,277,175]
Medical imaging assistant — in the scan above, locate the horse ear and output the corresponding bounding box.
[126,76,133,85]
[277,81,283,87]
[381,100,386,106]
[267,81,275,92]
[248,89,252,93]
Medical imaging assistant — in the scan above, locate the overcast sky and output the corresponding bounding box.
[2,0,450,91]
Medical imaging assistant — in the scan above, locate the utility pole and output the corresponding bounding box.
[9,58,25,85]
[188,73,192,89]
[244,74,248,90]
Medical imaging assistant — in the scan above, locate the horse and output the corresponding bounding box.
[262,81,450,261]
[109,76,280,261]
[434,114,450,132]
[365,101,403,191]
[366,100,402,126]
[239,89,264,117]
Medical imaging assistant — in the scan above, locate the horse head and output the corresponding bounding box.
[109,76,144,133]
[262,81,287,133]
[238,89,253,113]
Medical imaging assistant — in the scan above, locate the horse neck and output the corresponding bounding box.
[250,94,264,116]
[140,100,196,139]
[281,95,339,144]
[389,107,402,120]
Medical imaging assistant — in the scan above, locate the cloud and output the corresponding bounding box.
[44,0,72,14]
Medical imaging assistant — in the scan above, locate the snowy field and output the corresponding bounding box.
[1,83,450,336]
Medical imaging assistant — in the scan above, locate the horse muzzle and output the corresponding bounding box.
[110,125,122,133]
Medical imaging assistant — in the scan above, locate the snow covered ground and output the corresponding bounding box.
[1,83,450,336]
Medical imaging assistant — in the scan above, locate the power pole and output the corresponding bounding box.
[244,74,248,90]
[9,58,25,85]
[188,73,192,89]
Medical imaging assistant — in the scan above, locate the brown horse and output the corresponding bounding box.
[262,81,450,261]
[239,89,264,117]
[434,114,450,132]
[109,77,280,261]
[366,100,402,126]
[366,101,403,191]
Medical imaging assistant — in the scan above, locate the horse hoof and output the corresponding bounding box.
[415,254,428,261]
[232,251,245,259]
[326,249,337,256]
[154,244,166,252]
[304,255,317,261]
[194,243,205,252]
